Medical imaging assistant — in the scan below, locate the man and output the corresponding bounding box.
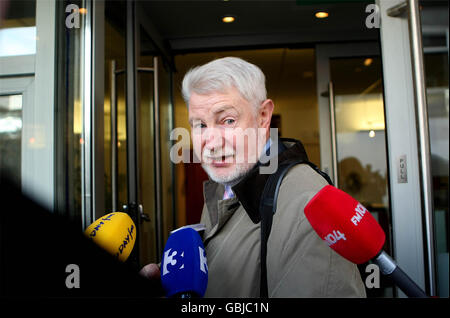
[142,57,366,297]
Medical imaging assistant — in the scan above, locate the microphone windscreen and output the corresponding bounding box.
[304,185,385,264]
[161,227,208,297]
[84,212,136,262]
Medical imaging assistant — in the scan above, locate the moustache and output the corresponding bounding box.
[202,148,235,161]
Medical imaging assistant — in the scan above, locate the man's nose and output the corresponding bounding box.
[203,127,224,151]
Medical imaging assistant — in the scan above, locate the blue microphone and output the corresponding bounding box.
[160,227,208,298]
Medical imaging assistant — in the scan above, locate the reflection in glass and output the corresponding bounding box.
[331,57,389,208]
[158,56,175,246]
[54,0,85,225]
[0,94,22,185]
[331,57,393,297]
[0,27,36,57]
[420,0,449,297]
[137,21,162,264]
[424,44,449,300]
[0,0,36,57]
[104,1,127,214]
[137,66,157,265]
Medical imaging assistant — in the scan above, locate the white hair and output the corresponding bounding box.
[181,57,267,109]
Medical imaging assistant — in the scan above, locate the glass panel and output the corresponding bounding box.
[0,94,22,185]
[421,0,449,298]
[0,1,35,188]
[158,57,175,245]
[54,0,87,225]
[137,69,157,264]
[0,0,36,57]
[117,74,128,210]
[105,0,127,213]
[137,28,175,263]
[330,56,393,297]
[138,27,157,265]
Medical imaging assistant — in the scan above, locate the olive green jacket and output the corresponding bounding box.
[200,140,366,298]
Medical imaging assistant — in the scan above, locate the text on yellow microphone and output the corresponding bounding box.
[84,212,136,262]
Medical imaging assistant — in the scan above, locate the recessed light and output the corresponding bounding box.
[222,15,236,23]
[315,11,329,19]
[364,58,373,66]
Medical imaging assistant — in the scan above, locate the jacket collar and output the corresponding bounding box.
[203,138,309,224]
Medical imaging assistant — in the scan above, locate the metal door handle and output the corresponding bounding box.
[328,81,339,187]
[138,204,151,222]
[123,203,150,223]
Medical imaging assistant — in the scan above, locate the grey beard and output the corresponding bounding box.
[202,161,257,187]
[221,171,248,187]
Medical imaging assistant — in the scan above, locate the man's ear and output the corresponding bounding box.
[258,99,274,128]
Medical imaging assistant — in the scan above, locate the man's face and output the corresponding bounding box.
[188,87,271,185]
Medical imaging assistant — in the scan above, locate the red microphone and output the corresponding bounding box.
[305,185,427,298]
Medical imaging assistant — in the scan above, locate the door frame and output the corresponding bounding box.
[315,41,381,182]
[376,0,434,296]
[316,37,429,296]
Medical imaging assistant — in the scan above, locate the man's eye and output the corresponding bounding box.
[224,118,235,125]
[192,120,206,128]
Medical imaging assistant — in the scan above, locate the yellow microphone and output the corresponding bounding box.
[84,212,136,262]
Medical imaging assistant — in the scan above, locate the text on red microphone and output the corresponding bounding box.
[351,203,368,226]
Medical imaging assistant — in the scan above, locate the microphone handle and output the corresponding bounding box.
[374,251,427,298]
[386,266,428,298]
[173,292,197,298]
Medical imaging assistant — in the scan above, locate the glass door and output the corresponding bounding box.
[0,1,35,187]
[316,43,394,297]
[330,56,390,225]
[420,1,449,297]
[0,0,55,211]
[135,28,175,267]
[105,0,174,268]
[0,82,30,186]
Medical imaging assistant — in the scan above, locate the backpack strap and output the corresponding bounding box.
[259,160,332,298]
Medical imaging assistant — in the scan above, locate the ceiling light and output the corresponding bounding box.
[315,11,329,19]
[364,58,373,66]
[222,15,236,23]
